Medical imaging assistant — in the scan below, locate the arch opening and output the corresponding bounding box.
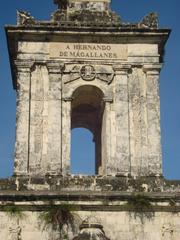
[71,85,105,175]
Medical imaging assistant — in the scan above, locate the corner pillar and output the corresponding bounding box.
[14,60,34,176]
[143,64,162,176]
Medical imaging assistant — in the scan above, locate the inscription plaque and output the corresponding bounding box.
[50,42,127,60]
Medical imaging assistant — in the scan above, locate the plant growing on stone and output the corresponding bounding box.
[127,194,152,211]
[4,206,25,219]
[126,194,154,222]
[39,204,80,239]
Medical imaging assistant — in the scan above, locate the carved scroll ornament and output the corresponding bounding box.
[64,65,114,84]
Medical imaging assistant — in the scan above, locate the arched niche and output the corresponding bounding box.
[71,85,105,175]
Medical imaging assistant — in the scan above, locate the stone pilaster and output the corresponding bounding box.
[46,62,64,175]
[28,63,51,175]
[61,97,72,175]
[112,64,131,176]
[102,97,113,175]
[143,64,162,176]
[14,60,34,176]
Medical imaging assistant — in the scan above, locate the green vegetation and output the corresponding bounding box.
[39,203,80,239]
[126,194,154,222]
[4,206,25,218]
[127,194,152,211]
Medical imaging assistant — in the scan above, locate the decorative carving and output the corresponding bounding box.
[139,12,158,29]
[73,216,110,240]
[8,226,22,240]
[80,65,96,81]
[17,11,35,25]
[162,224,174,237]
[64,65,115,84]
[51,0,121,26]
[64,66,81,84]
[68,10,121,26]
[95,66,115,84]
[15,4,160,30]
[51,9,67,22]
[96,71,114,84]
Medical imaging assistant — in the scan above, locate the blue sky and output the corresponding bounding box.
[0,0,180,179]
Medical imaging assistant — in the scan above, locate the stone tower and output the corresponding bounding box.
[8,0,167,178]
[0,1,179,239]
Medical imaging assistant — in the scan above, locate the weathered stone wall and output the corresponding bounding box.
[0,210,180,240]
[0,176,179,240]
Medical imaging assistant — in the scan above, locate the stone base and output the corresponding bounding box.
[0,176,180,239]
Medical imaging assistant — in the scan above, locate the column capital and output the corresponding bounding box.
[62,97,73,102]
[103,97,113,103]
[113,64,132,75]
[15,60,35,72]
[143,64,162,75]
[46,61,65,74]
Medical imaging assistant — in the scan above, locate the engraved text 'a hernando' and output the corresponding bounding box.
[50,43,127,60]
